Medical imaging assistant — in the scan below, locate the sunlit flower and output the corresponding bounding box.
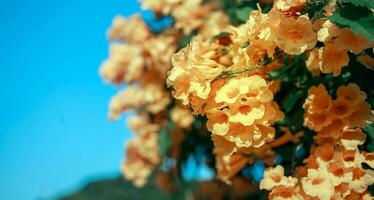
[260,165,298,190]
[317,20,339,43]
[215,75,270,104]
[275,15,317,55]
[301,168,334,199]
[167,36,226,104]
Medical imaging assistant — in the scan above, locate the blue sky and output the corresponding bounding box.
[0,0,140,199]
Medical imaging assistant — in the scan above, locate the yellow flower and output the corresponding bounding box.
[304,84,332,114]
[303,84,335,131]
[170,105,195,128]
[274,0,306,11]
[121,116,160,187]
[199,11,230,39]
[172,0,214,34]
[305,48,321,76]
[100,43,144,84]
[140,0,181,15]
[336,83,367,104]
[301,168,335,199]
[215,75,270,104]
[275,15,317,55]
[108,84,170,120]
[331,98,353,119]
[340,128,367,150]
[167,37,226,105]
[246,39,277,65]
[142,35,177,78]
[317,20,339,43]
[206,111,230,136]
[320,42,349,76]
[335,28,373,54]
[347,100,373,128]
[228,104,265,126]
[260,165,298,190]
[107,14,150,43]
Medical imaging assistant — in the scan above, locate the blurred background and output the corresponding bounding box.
[0,0,140,199]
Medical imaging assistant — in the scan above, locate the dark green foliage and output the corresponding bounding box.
[305,0,329,19]
[159,127,172,157]
[330,4,374,42]
[235,6,254,22]
[215,0,257,25]
[364,123,374,152]
[338,0,374,9]
[177,31,197,50]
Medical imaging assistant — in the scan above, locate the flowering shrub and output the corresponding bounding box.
[100,0,374,198]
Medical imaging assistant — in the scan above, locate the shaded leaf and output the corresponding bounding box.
[338,0,374,9]
[283,90,305,113]
[235,6,253,22]
[158,128,171,157]
[330,5,374,42]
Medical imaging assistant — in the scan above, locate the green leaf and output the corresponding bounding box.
[235,6,253,22]
[240,41,249,48]
[177,31,197,50]
[338,0,374,9]
[364,123,374,152]
[330,5,374,42]
[283,90,305,113]
[368,142,374,152]
[158,128,171,157]
[364,123,374,139]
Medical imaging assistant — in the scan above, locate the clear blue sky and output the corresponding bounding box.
[0,0,140,199]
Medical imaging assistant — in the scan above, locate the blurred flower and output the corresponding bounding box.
[140,0,182,15]
[273,0,306,11]
[121,116,160,187]
[107,14,151,43]
[170,105,194,128]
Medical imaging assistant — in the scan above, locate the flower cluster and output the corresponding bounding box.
[108,84,170,120]
[100,0,374,196]
[170,105,194,129]
[306,21,373,76]
[100,14,177,120]
[140,0,219,34]
[121,116,161,187]
[213,127,303,183]
[167,35,285,180]
[260,83,374,200]
[100,0,228,187]
[100,11,178,187]
[168,5,333,182]
[303,83,372,135]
